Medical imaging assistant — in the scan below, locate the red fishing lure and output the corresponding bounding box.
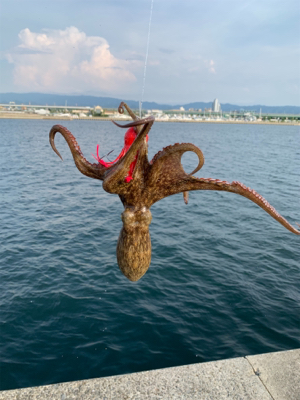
[92,127,148,182]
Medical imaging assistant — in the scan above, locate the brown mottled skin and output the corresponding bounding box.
[49,102,300,281]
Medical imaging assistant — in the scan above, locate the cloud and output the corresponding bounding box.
[6,27,138,93]
[186,59,217,75]
[207,60,216,74]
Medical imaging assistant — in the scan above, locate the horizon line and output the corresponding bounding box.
[0,92,299,109]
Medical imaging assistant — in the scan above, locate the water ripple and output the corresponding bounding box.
[0,119,299,390]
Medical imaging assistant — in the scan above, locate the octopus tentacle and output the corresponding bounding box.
[158,175,300,235]
[150,143,204,175]
[117,102,144,135]
[118,102,140,122]
[149,142,205,205]
[228,180,300,235]
[183,191,189,204]
[49,125,106,180]
[112,116,154,129]
[146,143,205,206]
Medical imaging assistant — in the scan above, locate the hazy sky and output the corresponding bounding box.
[0,0,299,105]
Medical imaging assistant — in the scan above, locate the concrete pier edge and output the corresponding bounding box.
[0,348,299,399]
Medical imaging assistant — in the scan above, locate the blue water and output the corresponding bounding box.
[0,119,299,391]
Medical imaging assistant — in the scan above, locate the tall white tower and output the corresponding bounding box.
[212,99,221,112]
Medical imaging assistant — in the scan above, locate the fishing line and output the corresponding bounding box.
[139,0,154,117]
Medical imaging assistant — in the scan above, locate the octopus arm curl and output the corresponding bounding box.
[147,143,205,204]
[49,125,107,180]
[118,102,139,122]
[117,102,145,135]
[150,142,205,175]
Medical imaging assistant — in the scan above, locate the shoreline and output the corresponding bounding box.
[1,349,299,399]
[0,112,299,126]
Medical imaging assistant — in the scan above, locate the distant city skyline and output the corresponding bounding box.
[0,0,299,106]
[2,92,299,115]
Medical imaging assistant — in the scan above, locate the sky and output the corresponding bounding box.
[0,0,299,106]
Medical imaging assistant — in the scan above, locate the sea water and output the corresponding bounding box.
[0,119,299,390]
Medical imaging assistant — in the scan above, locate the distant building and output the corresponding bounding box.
[72,109,89,114]
[212,99,221,112]
[179,106,185,111]
[103,110,115,115]
[35,108,50,115]
[94,105,103,115]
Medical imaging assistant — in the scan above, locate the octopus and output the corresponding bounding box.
[49,102,300,281]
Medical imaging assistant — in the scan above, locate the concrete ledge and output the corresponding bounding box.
[246,349,300,400]
[0,349,299,399]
